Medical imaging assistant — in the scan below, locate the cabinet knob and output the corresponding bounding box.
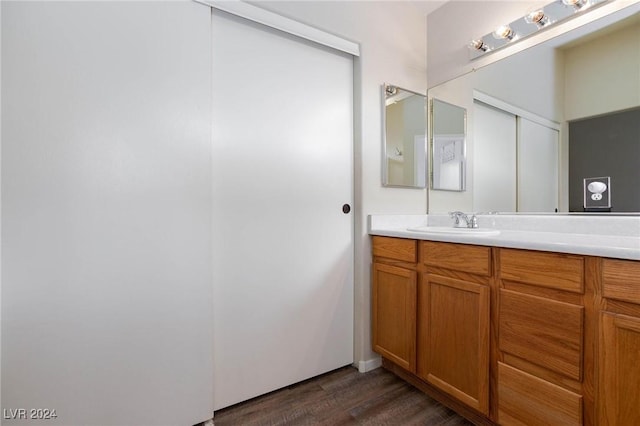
[342,204,351,214]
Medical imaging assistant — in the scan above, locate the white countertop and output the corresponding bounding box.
[369,214,640,261]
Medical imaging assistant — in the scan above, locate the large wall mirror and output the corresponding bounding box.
[428,6,640,214]
[382,83,427,188]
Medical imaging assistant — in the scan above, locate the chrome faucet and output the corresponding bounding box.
[449,211,479,229]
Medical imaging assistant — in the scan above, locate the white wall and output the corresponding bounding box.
[1,2,214,425]
[254,0,428,370]
[0,1,3,412]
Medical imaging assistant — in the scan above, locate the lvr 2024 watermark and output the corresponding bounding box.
[3,408,58,420]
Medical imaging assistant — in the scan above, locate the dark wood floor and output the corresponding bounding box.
[213,366,473,425]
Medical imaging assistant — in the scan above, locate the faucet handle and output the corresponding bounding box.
[448,211,468,227]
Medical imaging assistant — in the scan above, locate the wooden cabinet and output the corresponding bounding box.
[599,312,640,425]
[599,259,640,425]
[420,240,492,276]
[418,242,491,415]
[372,262,416,372]
[499,289,584,381]
[602,258,640,304]
[496,249,588,426]
[372,237,417,372]
[371,235,640,426]
[372,237,491,419]
[373,235,417,264]
[498,362,583,425]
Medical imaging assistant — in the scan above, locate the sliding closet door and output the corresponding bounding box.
[211,10,354,410]
[2,3,213,425]
[518,118,559,212]
[473,101,517,212]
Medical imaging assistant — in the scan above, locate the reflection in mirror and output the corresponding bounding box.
[431,99,466,191]
[382,84,427,188]
[473,96,560,213]
[427,7,640,214]
[569,107,640,212]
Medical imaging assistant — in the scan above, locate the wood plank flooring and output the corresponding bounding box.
[213,366,473,425]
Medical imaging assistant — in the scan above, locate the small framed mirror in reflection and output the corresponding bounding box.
[430,98,467,191]
[382,83,427,188]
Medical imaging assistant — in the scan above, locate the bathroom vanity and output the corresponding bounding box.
[369,214,640,425]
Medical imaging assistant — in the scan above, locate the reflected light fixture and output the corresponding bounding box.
[493,25,515,40]
[468,0,610,60]
[562,0,588,9]
[469,39,490,52]
[385,85,398,97]
[525,10,550,27]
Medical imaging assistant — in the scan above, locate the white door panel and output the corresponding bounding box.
[212,10,354,410]
[2,3,214,425]
[473,101,517,212]
[518,118,559,212]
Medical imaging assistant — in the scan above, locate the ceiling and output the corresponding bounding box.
[409,0,448,16]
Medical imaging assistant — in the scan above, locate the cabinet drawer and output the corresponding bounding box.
[603,259,640,305]
[421,241,491,276]
[499,289,583,380]
[498,362,582,426]
[373,236,417,263]
[500,249,584,293]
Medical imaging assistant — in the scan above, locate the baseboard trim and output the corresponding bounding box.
[357,357,382,373]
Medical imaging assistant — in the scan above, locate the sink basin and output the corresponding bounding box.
[407,226,500,236]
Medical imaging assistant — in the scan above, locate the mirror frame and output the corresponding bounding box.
[381,83,427,189]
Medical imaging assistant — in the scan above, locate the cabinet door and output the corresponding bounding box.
[599,312,640,425]
[372,263,417,372]
[418,274,490,414]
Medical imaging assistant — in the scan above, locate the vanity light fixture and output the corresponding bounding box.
[468,0,610,60]
[493,25,516,40]
[562,0,588,10]
[525,10,550,27]
[470,39,490,52]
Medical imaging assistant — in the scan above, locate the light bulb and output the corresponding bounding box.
[525,10,549,26]
[562,0,588,9]
[469,39,489,52]
[493,25,515,40]
[385,86,397,97]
